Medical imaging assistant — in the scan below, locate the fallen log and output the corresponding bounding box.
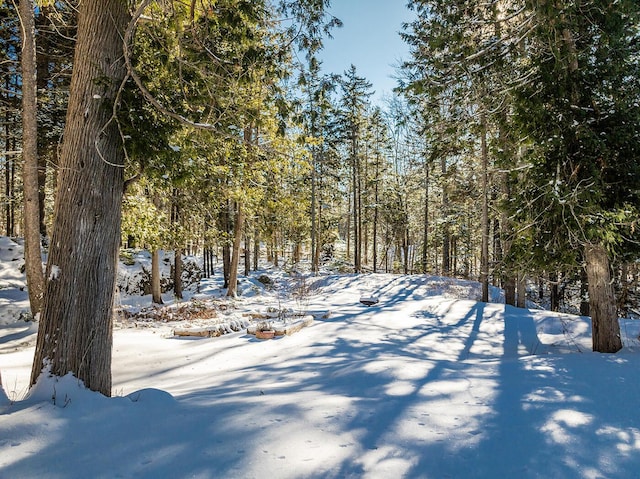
[173,328,220,338]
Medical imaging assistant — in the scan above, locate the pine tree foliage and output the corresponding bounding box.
[401,0,640,350]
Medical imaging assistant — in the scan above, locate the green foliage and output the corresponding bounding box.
[121,180,169,249]
[509,0,640,265]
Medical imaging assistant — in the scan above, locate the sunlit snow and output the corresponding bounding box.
[1,244,640,478]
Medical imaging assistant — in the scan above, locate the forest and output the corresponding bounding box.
[1,0,639,397]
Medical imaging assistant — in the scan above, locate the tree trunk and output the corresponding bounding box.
[373,154,380,274]
[19,0,45,317]
[584,243,622,353]
[504,278,516,306]
[171,193,182,300]
[220,203,231,288]
[352,142,361,273]
[36,5,53,239]
[480,113,489,302]
[580,266,590,316]
[550,273,559,311]
[227,203,245,298]
[151,249,163,304]
[30,0,130,396]
[616,263,629,317]
[5,100,15,237]
[311,145,318,274]
[422,153,429,274]
[441,155,450,276]
[174,248,183,300]
[253,235,259,271]
[516,274,526,308]
[244,224,250,277]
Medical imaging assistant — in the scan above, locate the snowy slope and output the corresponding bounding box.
[2,270,640,478]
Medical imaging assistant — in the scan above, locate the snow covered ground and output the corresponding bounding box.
[2,252,640,478]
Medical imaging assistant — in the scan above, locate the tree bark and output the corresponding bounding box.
[151,249,163,304]
[220,202,231,288]
[253,234,259,271]
[580,266,590,316]
[504,278,516,306]
[584,243,622,353]
[480,113,490,302]
[171,193,183,300]
[516,274,526,308]
[422,152,429,274]
[19,0,45,317]
[441,155,450,276]
[227,202,245,298]
[30,0,130,396]
[310,144,318,274]
[4,104,12,236]
[36,5,53,239]
[174,248,183,300]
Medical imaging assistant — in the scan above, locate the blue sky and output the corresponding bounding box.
[318,1,414,104]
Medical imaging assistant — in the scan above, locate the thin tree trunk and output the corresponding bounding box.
[441,154,450,275]
[19,0,45,316]
[352,141,360,273]
[244,222,250,277]
[373,153,380,274]
[220,203,231,288]
[617,263,629,317]
[311,145,318,274]
[585,243,622,353]
[422,155,429,274]
[151,249,163,304]
[227,203,245,298]
[30,0,130,396]
[480,113,489,302]
[4,76,13,237]
[550,278,559,312]
[580,266,590,316]
[253,235,259,271]
[516,274,526,308]
[174,248,183,300]
[171,190,182,299]
[36,5,52,239]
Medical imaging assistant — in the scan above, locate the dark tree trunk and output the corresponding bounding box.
[252,234,259,271]
[580,266,590,316]
[516,275,526,308]
[311,145,318,274]
[549,278,560,311]
[584,243,622,353]
[4,108,15,237]
[36,6,52,239]
[244,227,250,277]
[30,0,130,396]
[441,155,450,276]
[171,193,182,300]
[504,278,516,306]
[174,248,183,300]
[220,203,231,288]
[421,155,429,274]
[227,203,245,298]
[151,249,163,304]
[617,263,629,317]
[480,113,489,302]
[19,0,45,316]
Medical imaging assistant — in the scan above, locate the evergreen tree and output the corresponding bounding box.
[509,0,640,352]
[338,65,373,273]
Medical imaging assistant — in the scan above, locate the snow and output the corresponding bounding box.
[48,265,60,281]
[2,255,640,478]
